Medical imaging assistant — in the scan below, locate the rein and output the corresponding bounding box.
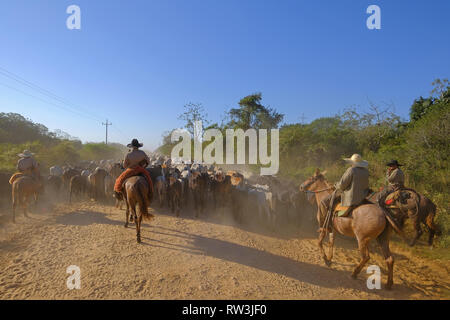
[305,187,334,194]
[301,175,335,194]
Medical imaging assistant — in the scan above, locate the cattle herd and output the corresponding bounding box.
[40,155,313,231]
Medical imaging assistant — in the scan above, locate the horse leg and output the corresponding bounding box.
[133,205,141,243]
[136,214,142,244]
[124,199,130,227]
[318,229,331,267]
[409,215,423,247]
[425,213,440,246]
[124,208,129,228]
[327,231,336,264]
[23,195,30,218]
[376,228,394,290]
[351,237,371,279]
[12,200,16,224]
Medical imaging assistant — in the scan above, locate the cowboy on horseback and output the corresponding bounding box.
[377,159,405,208]
[114,139,154,201]
[318,154,370,230]
[9,150,41,185]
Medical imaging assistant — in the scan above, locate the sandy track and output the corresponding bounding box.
[0,201,448,300]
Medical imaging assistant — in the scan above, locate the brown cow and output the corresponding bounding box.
[88,168,108,201]
[167,176,182,217]
[211,171,232,213]
[189,171,209,217]
[69,175,89,203]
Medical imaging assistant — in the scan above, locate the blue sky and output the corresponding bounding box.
[0,0,449,150]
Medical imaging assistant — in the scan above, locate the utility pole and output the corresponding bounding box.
[102,119,112,144]
[299,113,307,124]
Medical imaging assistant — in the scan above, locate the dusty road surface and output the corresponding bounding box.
[0,200,449,300]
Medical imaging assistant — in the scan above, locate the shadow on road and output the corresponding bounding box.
[54,210,123,227]
[145,225,417,299]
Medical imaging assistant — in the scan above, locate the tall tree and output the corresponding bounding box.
[226,93,283,130]
[177,103,209,141]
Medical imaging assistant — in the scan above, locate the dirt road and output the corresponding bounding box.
[0,201,448,300]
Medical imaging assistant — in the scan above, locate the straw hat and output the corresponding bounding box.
[18,150,34,158]
[343,154,368,168]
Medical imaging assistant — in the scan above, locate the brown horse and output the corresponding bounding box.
[122,176,154,243]
[299,169,396,289]
[12,176,43,223]
[368,190,441,246]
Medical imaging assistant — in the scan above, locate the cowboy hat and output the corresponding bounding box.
[343,154,368,168]
[386,159,403,167]
[127,138,143,148]
[18,150,34,158]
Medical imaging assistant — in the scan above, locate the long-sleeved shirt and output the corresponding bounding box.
[17,157,38,172]
[123,149,150,169]
[335,166,370,207]
[386,168,405,189]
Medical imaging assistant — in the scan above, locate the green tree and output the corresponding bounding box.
[226,93,283,130]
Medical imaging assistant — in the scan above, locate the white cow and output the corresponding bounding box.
[49,165,63,177]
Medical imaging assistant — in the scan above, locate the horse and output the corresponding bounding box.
[368,189,441,246]
[122,176,154,243]
[11,175,44,223]
[299,169,396,290]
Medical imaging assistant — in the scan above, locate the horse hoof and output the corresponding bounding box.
[351,273,358,280]
[385,283,393,290]
[137,237,141,244]
[324,259,332,267]
[124,223,128,228]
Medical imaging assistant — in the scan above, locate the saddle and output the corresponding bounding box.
[384,188,415,209]
[332,199,372,217]
[9,172,39,185]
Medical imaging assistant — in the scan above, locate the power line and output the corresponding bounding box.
[0,81,101,123]
[0,66,104,122]
[0,66,131,145]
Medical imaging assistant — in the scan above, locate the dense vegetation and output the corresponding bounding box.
[158,80,450,248]
[0,112,127,173]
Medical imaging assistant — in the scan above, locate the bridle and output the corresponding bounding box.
[300,175,334,194]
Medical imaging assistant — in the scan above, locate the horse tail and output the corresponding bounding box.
[136,180,152,221]
[425,200,442,236]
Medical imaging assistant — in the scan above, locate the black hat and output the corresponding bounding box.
[127,139,143,148]
[386,160,403,167]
